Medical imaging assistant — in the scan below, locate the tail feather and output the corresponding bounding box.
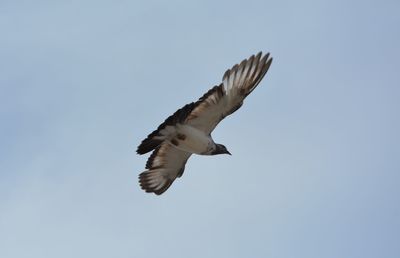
[137,138,164,155]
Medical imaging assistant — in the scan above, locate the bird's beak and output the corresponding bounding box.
[226,150,232,155]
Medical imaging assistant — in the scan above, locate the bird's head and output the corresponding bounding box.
[213,144,231,155]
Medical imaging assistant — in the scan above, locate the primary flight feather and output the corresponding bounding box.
[137,52,273,195]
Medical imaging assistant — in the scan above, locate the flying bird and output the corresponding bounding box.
[137,52,273,195]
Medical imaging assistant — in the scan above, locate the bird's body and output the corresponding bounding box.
[137,52,273,195]
[168,124,215,155]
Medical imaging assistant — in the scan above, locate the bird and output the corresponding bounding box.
[137,52,273,195]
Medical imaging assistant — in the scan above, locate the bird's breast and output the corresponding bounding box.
[168,125,214,155]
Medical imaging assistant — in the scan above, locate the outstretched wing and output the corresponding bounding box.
[186,52,272,134]
[139,143,191,195]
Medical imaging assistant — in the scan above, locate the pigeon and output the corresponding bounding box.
[137,52,273,195]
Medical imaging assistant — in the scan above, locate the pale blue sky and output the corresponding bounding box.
[1,1,399,257]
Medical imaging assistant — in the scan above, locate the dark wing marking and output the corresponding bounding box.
[136,103,196,154]
[186,52,273,134]
[139,143,191,195]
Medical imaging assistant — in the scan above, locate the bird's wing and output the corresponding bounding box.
[136,52,272,155]
[139,143,192,195]
[186,52,272,134]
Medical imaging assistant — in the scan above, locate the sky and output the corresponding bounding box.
[1,0,399,257]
